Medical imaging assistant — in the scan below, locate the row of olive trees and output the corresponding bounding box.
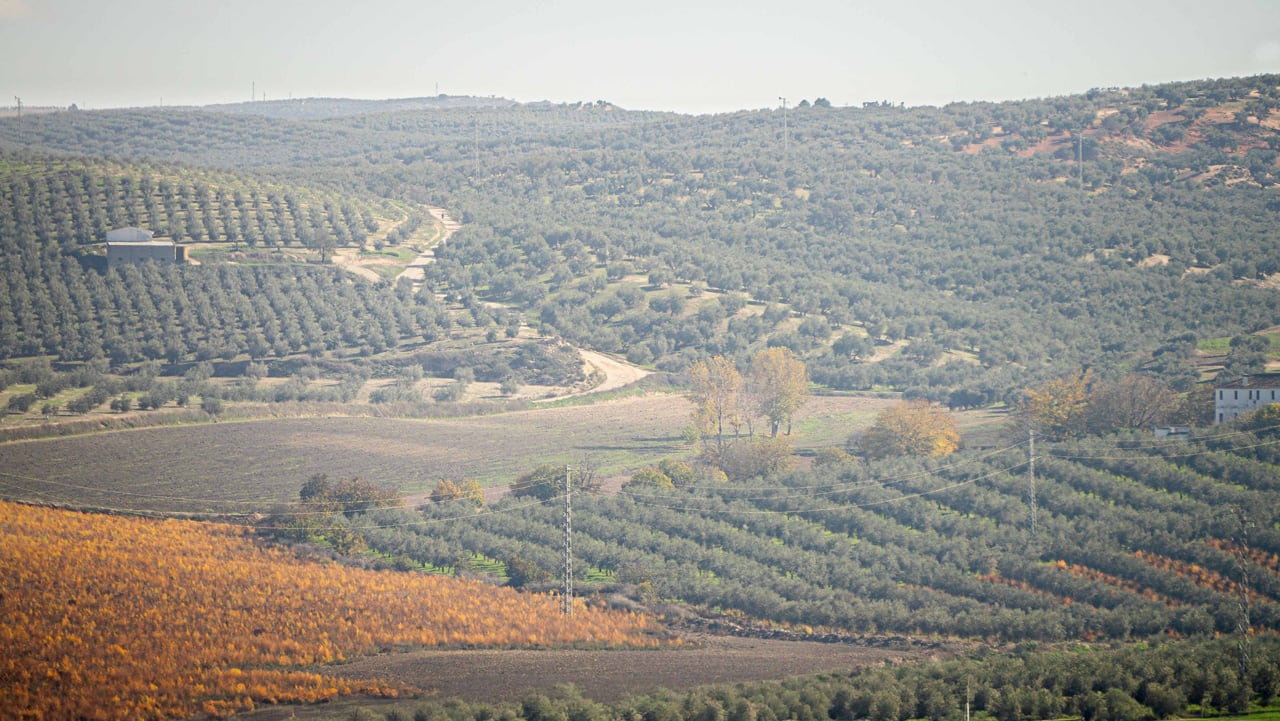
[371,423,1280,640]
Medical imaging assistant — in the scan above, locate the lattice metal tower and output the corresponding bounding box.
[562,465,574,616]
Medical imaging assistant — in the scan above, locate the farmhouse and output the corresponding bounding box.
[105,227,188,269]
[1214,374,1280,424]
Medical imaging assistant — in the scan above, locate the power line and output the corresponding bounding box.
[611,460,1027,516]
[653,440,1027,497]
[0,462,568,513]
[7,422,1280,519]
[1049,433,1280,461]
[8,421,1280,533]
[1028,428,1037,537]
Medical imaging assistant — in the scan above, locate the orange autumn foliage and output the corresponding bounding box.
[1206,537,1280,577]
[0,501,662,720]
[1132,549,1267,603]
[1051,559,1182,607]
[977,572,1080,607]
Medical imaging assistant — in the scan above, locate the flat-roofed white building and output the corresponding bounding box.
[105,227,186,269]
[1215,375,1280,424]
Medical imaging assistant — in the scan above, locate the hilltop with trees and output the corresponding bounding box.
[4,75,1279,407]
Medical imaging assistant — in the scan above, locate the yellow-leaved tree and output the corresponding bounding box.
[1013,369,1094,440]
[860,400,960,459]
[687,355,742,450]
[429,479,485,507]
[747,347,809,437]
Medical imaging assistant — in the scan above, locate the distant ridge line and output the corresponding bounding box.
[202,95,519,120]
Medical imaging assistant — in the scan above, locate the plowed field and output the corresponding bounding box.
[323,635,918,703]
[0,394,900,514]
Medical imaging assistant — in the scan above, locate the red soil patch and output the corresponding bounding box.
[1143,109,1185,131]
[959,134,1007,155]
[1015,133,1071,158]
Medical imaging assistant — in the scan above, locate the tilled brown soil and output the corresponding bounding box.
[322,635,923,704]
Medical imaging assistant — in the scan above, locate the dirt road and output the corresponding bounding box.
[327,206,458,285]
[329,249,381,282]
[527,349,651,404]
[397,206,460,288]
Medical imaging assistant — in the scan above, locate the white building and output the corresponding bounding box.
[105,227,154,243]
[1214,375,1280,424]
[105,227,185,269]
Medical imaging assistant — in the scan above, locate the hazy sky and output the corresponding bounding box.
[3,0,1280,115]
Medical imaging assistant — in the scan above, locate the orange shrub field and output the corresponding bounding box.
[0,501,663,720]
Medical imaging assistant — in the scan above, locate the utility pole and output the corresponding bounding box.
[562,465,574,616]
[474,115,480,178]
[1232,506,1253,694]
[1028,428,1037,537]
[13,96,21,125]
[778,96,789,157]
[1076,131,1084,188]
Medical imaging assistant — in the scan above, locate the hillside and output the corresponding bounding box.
[4,79,1280,611]
[5,76,1277,404]
[7,76,1280,721]
[0,151,424,253]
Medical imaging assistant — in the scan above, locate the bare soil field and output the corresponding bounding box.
[323,635,919,704]
[0,393,907,514]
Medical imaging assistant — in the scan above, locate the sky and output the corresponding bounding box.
[3,0,1280,115]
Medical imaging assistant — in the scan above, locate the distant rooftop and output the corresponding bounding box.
[1217,374,1280,389]
[106,240,175,247]
[105,227,154,242]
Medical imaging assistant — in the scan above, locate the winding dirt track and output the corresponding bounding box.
[531,349,651,403]
[580,350,651,393]
[396,206,460,287]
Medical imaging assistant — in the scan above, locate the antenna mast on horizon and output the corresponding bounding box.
[779,96,789,158]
